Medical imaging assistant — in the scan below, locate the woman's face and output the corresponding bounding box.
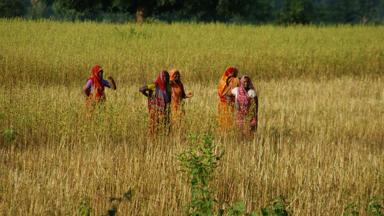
[243,77,250,89]
[173,72,180,82]
[98,70,104,79]
[232,70,238,78]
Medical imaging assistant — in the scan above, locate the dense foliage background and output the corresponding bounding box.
[1,0,384,24]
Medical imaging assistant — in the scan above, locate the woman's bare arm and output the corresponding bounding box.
[139,85,152,97]
[107,76,117,90]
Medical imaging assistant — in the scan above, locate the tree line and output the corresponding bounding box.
[1,0,384,24]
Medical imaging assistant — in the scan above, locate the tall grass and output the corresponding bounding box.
[0,19,383,215]
[1,19,383,86]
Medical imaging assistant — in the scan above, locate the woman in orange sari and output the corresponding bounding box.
[217,66,239,131]
[83,64,116,108]
[139,70,172,135]
[169,69,193,125]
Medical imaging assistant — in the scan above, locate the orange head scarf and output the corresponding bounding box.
[169,69,186,103]
[169,69,179,82]
[89,64,104,98]
[217,66,239,99]
[170,69,185,90]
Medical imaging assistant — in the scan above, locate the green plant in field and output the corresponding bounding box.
[78,197,92,216]
[2,128,15,143]
[227,201,246,216]
[342,197,384,216]
[224,201,261,216]
[343,202,359,216]
[261,196,289,216]
[178,133,223,216]
[179,133,290,216]
[367,196,384,216]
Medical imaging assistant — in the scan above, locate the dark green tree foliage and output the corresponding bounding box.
[279,0,314,24]
[216,0,248,21]
[54,0,102,12]
[359,0,381,23]
[338,0,360,23]
[2,0,384,24]
[42,0,102,19]
[315,0,384,23]
[0,0,26,17]
[181,0,218,21]
[249,0,273,22]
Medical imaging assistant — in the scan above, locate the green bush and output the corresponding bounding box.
[178,133,222,216]
[261,196,289,216]
[178,133,290,216]
[343,202,359,216]
[367,196,384,216]
[78,197,92,216]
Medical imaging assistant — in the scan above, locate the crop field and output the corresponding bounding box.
[0,19,383,215]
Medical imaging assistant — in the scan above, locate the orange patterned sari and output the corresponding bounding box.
[170,69,187,124]
[217,66,239,131]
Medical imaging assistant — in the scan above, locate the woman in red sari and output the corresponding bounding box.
[217,66,239,131]
[83,64,116,108]
[230,75,258,136]
[140,70,172,135]
[169,69,193,125]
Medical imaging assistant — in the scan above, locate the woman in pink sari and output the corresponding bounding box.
[230,75,258,136]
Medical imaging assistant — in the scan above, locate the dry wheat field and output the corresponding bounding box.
[0,19,383,215]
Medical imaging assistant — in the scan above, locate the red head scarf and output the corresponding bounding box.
[217,66,239,99]
[224,67,237,77]
[89,64,104,98]
[154,70,169,91]
[151,70,171,108]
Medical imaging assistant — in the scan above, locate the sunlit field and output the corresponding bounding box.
[0,19,383,215]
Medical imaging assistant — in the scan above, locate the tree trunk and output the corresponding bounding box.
[136,6,146,23]
[31,0,39,6]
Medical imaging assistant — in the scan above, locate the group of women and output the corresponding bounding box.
[83,65,258,137]
[138,69,192,135]
[217,66,258,136]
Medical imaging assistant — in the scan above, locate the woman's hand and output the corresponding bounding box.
[83,86,91,97]
[139,86,152,97]
[186,92,193,98]
[107,76,117,90]
[250,116,257,127]
[250,116,258,132]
